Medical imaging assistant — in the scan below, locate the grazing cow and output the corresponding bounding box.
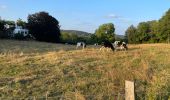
[122,42,128,50]
[113,41,128,51]
[76,42,86,49]
[100,41,114,51]
[94,43,98,46]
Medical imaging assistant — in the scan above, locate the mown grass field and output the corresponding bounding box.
[0,40,170,99]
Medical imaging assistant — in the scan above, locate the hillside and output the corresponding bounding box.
[0,40,169,99]
[115,34,125,39]
[61,30,125,39]
[61,30,91,37]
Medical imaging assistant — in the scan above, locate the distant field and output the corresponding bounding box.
[0,40,170,99]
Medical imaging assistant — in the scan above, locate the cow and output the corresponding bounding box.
[122,42,128,50]
[94,43,98,46]
[100,40,115,52]
[113,41,128,51]
[76,42,86,49]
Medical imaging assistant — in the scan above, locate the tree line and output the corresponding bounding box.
[1,9,170,44]
[0,12,61,42]
[0,11,117,44]
[125,9,170,44]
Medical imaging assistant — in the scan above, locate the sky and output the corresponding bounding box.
[0,0,170,35]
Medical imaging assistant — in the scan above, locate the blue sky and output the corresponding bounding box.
[0,0,170,35]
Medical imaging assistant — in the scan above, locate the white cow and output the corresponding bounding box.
[76,42,86,49]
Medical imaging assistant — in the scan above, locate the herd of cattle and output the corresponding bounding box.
[76,41,128,51]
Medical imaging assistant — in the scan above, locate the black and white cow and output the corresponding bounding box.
[76,42,86,49]
[94,43,98,46]
[113,41,128,51]
[100,40,115,51]
[122,42,128,50]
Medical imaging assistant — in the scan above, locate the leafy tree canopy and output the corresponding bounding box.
[27,11,60,43]
[158,9,170,42]
[16,18,27,28]
[125,25,137,44]
[95,23,115,43]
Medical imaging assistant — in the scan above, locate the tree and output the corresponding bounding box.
[0,20,5,38]
[158,9,170,43]
[95,23,115,43]
[147,20,159,43]
[125,8,170,44]
[0,20,5,31]
[61,32,80,44]
[27,11,60,42]
[16,18,27,28]
[90,34,98,43]
[136,22,150,43]
[125,25,137,44]
[60,32,70,43]
[0,20,15,38]
[70,33,78,44]
[126,21,160,44]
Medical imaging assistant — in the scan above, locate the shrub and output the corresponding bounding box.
[14,32,26,40]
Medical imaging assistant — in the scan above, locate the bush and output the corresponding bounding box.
[14,33,26,40]
[0,31,9,39]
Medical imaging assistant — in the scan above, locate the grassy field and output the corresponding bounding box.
[0,40,170,99]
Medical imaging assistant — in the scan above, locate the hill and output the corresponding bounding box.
[115,34,125,39]
[61,30,91,37]
[0,40,169,99]
[61,30,125,39]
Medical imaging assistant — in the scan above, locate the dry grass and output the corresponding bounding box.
[0,40,170,99]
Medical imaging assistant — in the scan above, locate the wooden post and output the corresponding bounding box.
[117,92,120,100]
[168,33,170,44]
[125,80,135,100]
[33,96,36,100]
[46,91,49,100]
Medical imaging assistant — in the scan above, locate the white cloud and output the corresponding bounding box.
[106,14,121,19]
[106,14,133,23]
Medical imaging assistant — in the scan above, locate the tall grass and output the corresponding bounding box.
[0,40,169,99]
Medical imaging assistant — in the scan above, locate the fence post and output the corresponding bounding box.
[33,96,36,100]
[46,91,49,100]
[117,92,120,100]
[125,80,135,100]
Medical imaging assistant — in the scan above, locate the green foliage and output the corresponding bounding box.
[70,33,78,43]
[61,30,96,44]
[90,34,98,44]
[61,32,90,44]
[0,20,6,38]
[126,9,170,44]
[61,30,91,37]
[158,9,170,42]
[27,11,61,43]
[147,21,159,43]
[126,22,159,44]
[95,23,115,43]
[14,33,26,40]
[61,32,79,44]
[16,18,27,28]
[0,20,5,31]
[61,32,70,43]
[4,20,15,26]
[125,25,137,44]
[135,22,151,43]
[0,31,8,38]
[0,19,15,39]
